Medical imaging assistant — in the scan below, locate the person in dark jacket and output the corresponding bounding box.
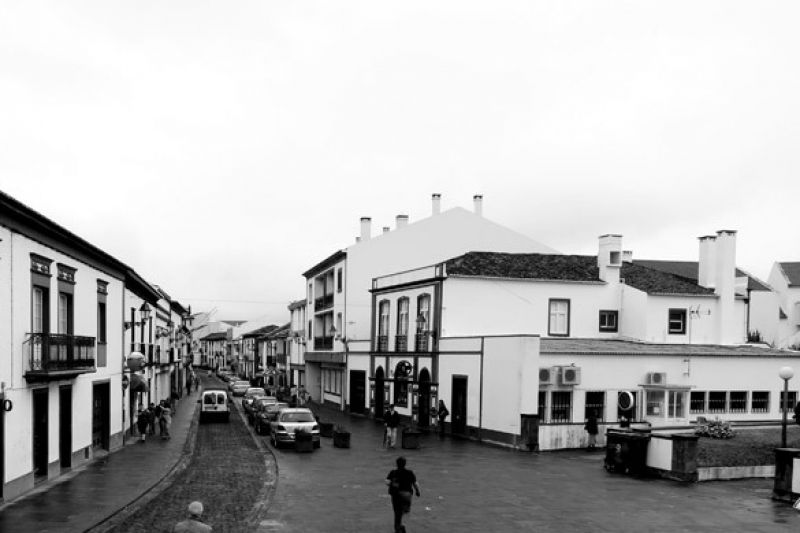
[384,405,400,449]
[585,410,599,450]
[386,456,420,533]
[437,400,449,436]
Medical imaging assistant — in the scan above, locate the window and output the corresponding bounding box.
[668,309,687,334]
[646,390,664,416]
[538,391,547,421]
[58,292,73,334]
[751,391,769,413]
[307,320,312,340]
[708,391,726,413]
[690,391,706,413]
[323,369,342,395]
[337,268,343,293]
[548,299,570,336]
[668,391,685,418]
[32,286,49,333]
[550,391,572,422]
[585,391,605,420]
[780,391,797,414]
[378,301,390,336]
[729,391,747,413]
[417,294,431,332]
[308,283,312,304]
[598,310,618,332]
[397,298,409,336]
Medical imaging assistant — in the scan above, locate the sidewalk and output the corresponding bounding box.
[0,388,200,533]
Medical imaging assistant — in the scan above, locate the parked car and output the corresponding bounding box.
[248,397,277,426]
[254,401,288,434]
[231,380,251,396]
[199,388,230,423]
[270,408,320,448]
[242,388,268,413]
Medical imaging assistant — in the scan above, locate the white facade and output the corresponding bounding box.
[762,262,800,348]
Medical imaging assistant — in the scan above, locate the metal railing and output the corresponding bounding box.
[131,342,155,365]
[415,332,429,352]
[314,336,333,350]
[395,335,408,352]
[314,293,334,311]
[26,332,95,373]
[377,335,389,353]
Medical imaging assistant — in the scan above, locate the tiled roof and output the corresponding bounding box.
[199,332,227,341]
[634,260,770,292]
[242,324,279,337]
[445,252,600,282]
[540,338,794,357]
[620,262,715,296]
[444,252,714,295]
[779,262,800,287]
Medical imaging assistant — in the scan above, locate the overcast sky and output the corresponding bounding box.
[2,1,799,323]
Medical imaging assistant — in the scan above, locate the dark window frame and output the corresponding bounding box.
[550,390,572,422]
[598,310,619,332]
[668,308,687,334]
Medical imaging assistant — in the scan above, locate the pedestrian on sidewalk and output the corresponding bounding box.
[384,405,400,449]
[147,403,157,436]
[386,456,421,533]
[437,400,449,437]
[154,401,164,436]
[136,407,149,443]
[160,401,173,439]
[585,409,599,450]
[173,501,212,532]
[186,375,193,395]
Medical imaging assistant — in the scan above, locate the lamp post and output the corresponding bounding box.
[780,366,794,448]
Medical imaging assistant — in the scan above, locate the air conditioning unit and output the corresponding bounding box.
[561,366,581,386]
[647,372,667,385]
[539,367,558,385]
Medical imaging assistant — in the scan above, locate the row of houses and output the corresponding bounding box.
[234,193,800,451]
[0,191,194,502]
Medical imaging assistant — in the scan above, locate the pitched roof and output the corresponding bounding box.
[444,252,714,295]
[540,338,794,357]
[242,324,280,338]
[634,259,770,291]
[199,332,227,341]
[779,262,800,287]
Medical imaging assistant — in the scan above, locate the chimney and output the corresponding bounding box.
[714,229,738,344]
[396,214,409,229]
[360,217,371,242]
[622,250,633,263]
[383,226,390,234]
[697,235,716,288]
[473,194,483,217]
[432,193,441,215]
[597,234,623,283]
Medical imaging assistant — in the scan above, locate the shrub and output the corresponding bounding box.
[695,419,735,439]
[747,330,763,343]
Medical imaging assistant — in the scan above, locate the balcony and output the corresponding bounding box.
[314,293,334,311]
[395,335,408,352]
[24,333,96,382]
[314,336,333,351]
[377,335,389,353]
[415,332,429,352]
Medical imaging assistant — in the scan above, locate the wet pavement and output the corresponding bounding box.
[258,403,800,533]
[0,387,200,533]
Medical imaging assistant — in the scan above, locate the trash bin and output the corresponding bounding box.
[604,429,650,476]
[401,428,421,449]
[295,431,314,453]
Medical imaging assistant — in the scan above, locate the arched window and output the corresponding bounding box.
[377,300,390,352]
[396,297,409,352]
[394,361,410,407]
[416,294,431,351]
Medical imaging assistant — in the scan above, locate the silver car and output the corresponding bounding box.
[269,408,320,448]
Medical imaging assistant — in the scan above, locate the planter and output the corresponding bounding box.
[402,428,421,450]
[333,430,351,448]
[295,431,314,453]
[319,422,335,438]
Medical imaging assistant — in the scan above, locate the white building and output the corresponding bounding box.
[357,230,798,450]
[760,262,800,349]
[287,300,307,393]
[302,194,557,411]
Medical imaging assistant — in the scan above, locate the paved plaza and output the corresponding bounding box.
[1,376,799,532]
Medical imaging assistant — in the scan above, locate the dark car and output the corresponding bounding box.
[254,401,288,435]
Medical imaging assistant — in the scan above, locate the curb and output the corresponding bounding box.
[85,400,201,533]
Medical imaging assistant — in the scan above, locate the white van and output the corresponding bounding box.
[199,388,230,423]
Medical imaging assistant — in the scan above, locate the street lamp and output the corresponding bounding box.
[780,366,794,448]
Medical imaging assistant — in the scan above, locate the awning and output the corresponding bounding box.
[130,373,149,393]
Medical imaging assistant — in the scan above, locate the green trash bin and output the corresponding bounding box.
[604,429,650,476]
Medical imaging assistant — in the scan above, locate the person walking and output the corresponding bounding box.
[585,409,599,450]
[160,401,173,439]
[136,407,149,443]
[384,405,400,449]
[154,401,164,436]
[386,456,421,533]
[437,400,449,437]
[173,501,212,532]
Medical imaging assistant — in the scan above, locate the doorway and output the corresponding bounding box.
[451,375,468,436]
[32,388,49,479]
[374,367,385,419]
[92,383,110,451]
[349,370,366,414]
[417,368,431,429]
[59,386,72,469]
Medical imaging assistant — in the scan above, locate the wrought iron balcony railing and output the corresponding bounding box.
[314,293,334,311]
[415,332,429,352]
[25,332,95,381]
[377,335,389,353]
[314,336,333,351]
[395,335,408,352]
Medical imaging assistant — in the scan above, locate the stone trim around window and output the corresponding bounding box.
[57,263,77,284]
[30,253,53,276]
